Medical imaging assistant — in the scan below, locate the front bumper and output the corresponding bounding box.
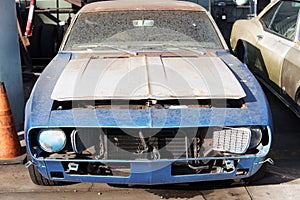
[27,125,272,185]
[30,155,268,185]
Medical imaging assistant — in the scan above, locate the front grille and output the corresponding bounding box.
[71,127,203,160]
[106,130,189,160]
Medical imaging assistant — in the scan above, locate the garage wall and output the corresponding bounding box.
[0,0,24,131]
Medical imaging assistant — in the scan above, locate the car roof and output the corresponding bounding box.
[80,0,206,13]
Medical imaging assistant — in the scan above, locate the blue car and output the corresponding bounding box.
[25,0,272,186]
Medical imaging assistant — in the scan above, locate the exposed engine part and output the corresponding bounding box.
[95,133,105,159]
[224,160,235,172]
[193,137,202,165]
[86,163,112,175]
[137,130,161,160]
[151,148,160,160]
[138,130,149,154]
[187,164,209,174]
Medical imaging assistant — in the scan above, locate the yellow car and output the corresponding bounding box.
[231,0,300,117]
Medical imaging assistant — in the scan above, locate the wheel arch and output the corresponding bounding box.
[294,83,300,106]
[234,40,246,62]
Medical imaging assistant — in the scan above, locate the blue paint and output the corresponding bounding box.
[25,51,272,185]
[34,156,263,185]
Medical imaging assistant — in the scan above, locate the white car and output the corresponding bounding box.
[231,0,300,117]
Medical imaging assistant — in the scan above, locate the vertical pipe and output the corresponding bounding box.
[253,0,258,17]
[56,0,60,23]
[0,0,24,131]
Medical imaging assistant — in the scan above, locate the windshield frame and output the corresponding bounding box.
[60,9,228,53]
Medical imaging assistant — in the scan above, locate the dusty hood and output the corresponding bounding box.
[51,55,246,100]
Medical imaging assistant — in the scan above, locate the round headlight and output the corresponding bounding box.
[38,129,67,153]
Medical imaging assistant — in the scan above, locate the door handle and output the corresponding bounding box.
[257,35,264,40]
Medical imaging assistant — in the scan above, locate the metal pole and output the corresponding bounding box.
[0,0,24,131]
[254,0,258,17]
[56,0,60,23]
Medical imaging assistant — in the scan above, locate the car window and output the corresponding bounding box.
[260,1,300,40]
[63,10,224,51]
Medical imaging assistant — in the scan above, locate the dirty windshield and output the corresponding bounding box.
[63,10,224,52]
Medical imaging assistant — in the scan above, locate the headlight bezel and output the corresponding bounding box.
[249,127,263,150]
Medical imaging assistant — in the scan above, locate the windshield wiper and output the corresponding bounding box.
[141,43,207,55]
[77,44,137,56]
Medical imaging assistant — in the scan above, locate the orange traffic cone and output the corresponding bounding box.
[0,82,22,159]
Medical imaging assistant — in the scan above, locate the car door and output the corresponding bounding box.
[256,1,299,89]
[281,12,300,105]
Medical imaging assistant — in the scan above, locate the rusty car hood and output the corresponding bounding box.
[51,54,246,101]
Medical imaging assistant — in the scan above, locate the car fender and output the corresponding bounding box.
[25,53,72,130]
[231,19,261,52]
[281,44,300,100]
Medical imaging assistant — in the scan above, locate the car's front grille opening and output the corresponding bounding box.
[29,126,267,161]
[69,127,201,161]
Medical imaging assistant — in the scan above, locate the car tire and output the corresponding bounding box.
[27,154,62,186]
[295,88,300,107]
[236,43,244,61]
[236,42,248,65]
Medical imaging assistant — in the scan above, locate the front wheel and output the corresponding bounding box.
[236,42,248,66]
[27,154,63,186]
[295,88,300,107]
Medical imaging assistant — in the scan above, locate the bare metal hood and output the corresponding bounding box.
[51,55,246,100]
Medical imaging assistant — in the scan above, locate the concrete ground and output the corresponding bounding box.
[0,72,299,199]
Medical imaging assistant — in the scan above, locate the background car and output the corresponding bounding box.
[25,0,272,186]
[231,0,300,117]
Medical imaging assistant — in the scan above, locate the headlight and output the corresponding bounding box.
[212,127,263,154]
[37,129,67,153]
[212,127,251,154]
